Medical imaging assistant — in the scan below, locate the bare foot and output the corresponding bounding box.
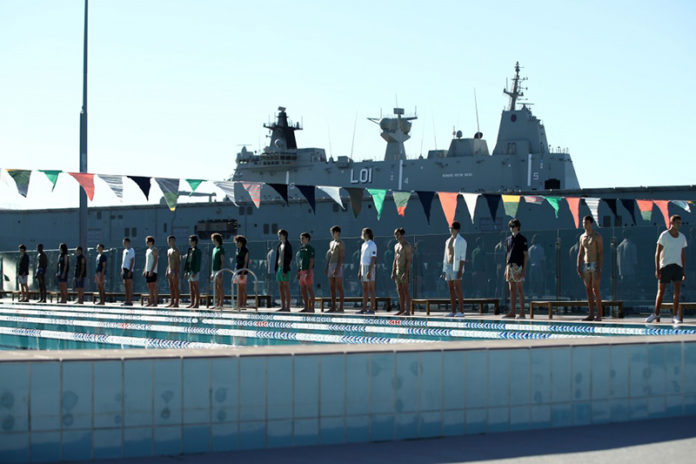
[502,312,516,318]
[581,315,594,321]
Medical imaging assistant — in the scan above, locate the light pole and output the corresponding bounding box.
[78,0,88,251]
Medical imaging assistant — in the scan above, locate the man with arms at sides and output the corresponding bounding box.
[275,229,293,312]
[143,236,159,307]
[441,221,467,317]
[502,219,528,319]
[17,244,29,302]
[298,232,316,313]
[577,215,603,321]
[35,243,47,303]
[57,243,70,304]
[95,243,107,305]
[391,228,412,316]
[646,215,687,324]
[73,246,87,304]
[233,235,249,310]
[210,233,225,309]
[325,225,346,313]
[121,238,135,306]
[166,236,181,308]
[184,235,202,308]
[358,227,378,315]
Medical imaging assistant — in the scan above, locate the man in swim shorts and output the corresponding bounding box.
[577,215,603,321]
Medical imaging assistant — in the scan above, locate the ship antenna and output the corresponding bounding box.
[350,112,357,158]
[432,117,437,148]
[503,61,524,111]
[474,89,481,133]
[327,124,333,158]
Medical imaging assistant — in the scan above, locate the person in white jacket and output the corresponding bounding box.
[441,221,467,317]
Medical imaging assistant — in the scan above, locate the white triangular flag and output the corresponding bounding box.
[98,174,124,199]
[584,197,601,226]
[317,185,344,209]
[460,193,480,223]
[214,181,238,206]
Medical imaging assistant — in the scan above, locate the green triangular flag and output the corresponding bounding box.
[40,170,61,191]
[186,179,204,196]
[367,188,387,220]
[155,178,180,212]
[545,196,562,218]
[392,191,411,216]
[7,169,32,197]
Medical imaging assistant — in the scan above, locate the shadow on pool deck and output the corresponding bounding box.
[83,415,696,464]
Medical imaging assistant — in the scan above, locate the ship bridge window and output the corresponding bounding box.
[272,223,278,233]
[263,224,269,234]
[506,143,517,154]
[544,178,561,189]
[131,227,137,237]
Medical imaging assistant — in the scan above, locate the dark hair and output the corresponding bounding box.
[583,215,594,224]
[123,237,131,244]
[451,221,461,231]
[394,227,405,236]
[671,215,682,223]
[167,235,176,242]
[189,234,198,243]
[76,246,83,252]
[212,233,223,245]
[146,236,155,244]
[18,244,26,251]
[300,232,311,240]
[330,225,341,234]
[508,218,521,229]
[234,235,247,246]
[37,243,44,251]
[97,243,105,249]
[277,229,288,238]
[362,227,374,240]
[59,243,68,253]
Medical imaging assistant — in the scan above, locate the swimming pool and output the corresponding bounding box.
[0,302,694,350]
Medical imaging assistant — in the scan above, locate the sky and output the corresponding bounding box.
[1,0,695,209]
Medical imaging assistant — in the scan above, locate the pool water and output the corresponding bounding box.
[0,302,694,350]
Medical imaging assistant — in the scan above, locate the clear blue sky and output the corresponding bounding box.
[1,0,695,208]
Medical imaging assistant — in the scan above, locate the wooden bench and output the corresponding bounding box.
[410,298,500,316]
[204,294,272,309]
[530,300,624,319]
[317,296,392,313]
[659,302,696,321]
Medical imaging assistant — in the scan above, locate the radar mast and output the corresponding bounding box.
[503,62,526,111]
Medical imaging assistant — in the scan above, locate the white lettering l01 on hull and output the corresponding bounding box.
[350,167,373,184]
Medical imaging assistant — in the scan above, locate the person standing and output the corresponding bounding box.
[441,221,467,317]
[358,227,377,315]
[325,225,345,313]
[391,228,412,316]
[143,236,159,307]
[298,232,315,313]
[35,244,47,303]
[646,215,687,324]
[73,246,87,304]
[577,215,603,321]
[17,244,29,302]
[502,219,528,319]
[184,235,202,308]
[121,238,135,306]
[166,236,181,308]
[275,229,292,312]
[57,243,69,304]
[95,243,107,305]
[234,235,249,310]
[211,233,225,309]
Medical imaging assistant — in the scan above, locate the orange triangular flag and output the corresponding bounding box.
[438,192,459,226]
[565,197,581,229]
[69,172,95,201]
[654,200,670,228]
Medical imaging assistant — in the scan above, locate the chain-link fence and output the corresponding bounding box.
[1,225,691,311]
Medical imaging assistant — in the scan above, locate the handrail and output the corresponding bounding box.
[213,268,259,312]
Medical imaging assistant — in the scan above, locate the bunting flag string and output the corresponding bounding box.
[242,182,262,208]
[346,188,364,218]
[186,179,204,195]
[127,176,152,200]
[501,194,520,218]
[214,181,238,205]
[392,191,411,216]
[98,174,124,199]
[636,199,654,221]
[545,196,562,218]
[416,191,434,224]
[671,200,690,213]
[155,178,180,212]
[295,185,316,213]
[268,183,289,205]
[460,193,479,223]
[367,188,387,220]
[483,194,500,220]
[317,186,344,209]
[439,192,459,226]
[7,169,31,198]
[40,170,61,191]
[605,199,618,218]
[523,195,545,205]
[621,199,636,225]
[654,200,670,228]
[584,197,600,225]
[566,197,581,229]
[69,172,95,201]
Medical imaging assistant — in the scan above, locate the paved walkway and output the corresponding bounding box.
[82,416,696,464]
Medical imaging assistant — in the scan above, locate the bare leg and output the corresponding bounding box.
[654,282,667,316]
[517,282,525,317]
[402,282,411,315]
[453,280,464,314]
[673,281,682,319]
[215,276,223,308]
[361,281,369,311]
[239,283,247,309]
[308,284,315,312]
[582,272,595,320]
[153,281,159,308]
[448,281,456,314]
[77,287,84,304]
[395,282,405,315]
[337,278,344,312]
[172,277,179,307]
[369,281,376,313]
[329,278,337,311]
[592,273,602,320]
[186,281,194,308]
[192,282,200,308]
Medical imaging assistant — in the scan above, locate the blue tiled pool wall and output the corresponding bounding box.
[1,342,695,462]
